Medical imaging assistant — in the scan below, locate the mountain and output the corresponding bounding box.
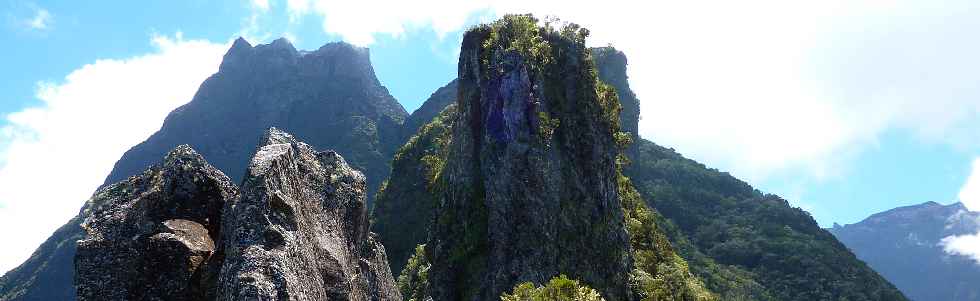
[375,16,906,301]
[381,15,713,300]
[73,129,401,300]
[0,37,409,301]
[75,145,239,300]
[829,201,980,301]
[103,37,407,196]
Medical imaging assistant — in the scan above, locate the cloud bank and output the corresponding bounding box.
[942,158,980,264]
[0,34,227,273]
[281,0,980,184]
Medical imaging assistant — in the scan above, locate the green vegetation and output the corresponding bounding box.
[397,244,431,301]
[501,275,605,301]
[536,111,560,142]
[618,173,716,301]
[372,105,456,274]
[480,14,553,75]
[624,139,907,300]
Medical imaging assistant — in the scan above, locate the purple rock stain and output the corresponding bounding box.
[483,56,539,144]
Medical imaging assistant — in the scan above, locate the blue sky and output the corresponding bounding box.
[2,0,980,272]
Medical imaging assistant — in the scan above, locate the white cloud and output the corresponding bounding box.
[0,33,227,274]
[941,233,980,264]
[289,0,491,45]
[960,158,980,212]
[27,7,51,30]
[944,158,980,265]
[252,0,271,12]
[285,0,980,184]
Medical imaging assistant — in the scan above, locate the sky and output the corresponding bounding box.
[1,0,980,273]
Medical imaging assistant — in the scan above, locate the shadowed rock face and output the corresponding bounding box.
[422,17,634,301]
[1,38,408,300]
[73,129,400,301]
[104,37,406,202]
[217,128,400,301]
[74,145,239,300]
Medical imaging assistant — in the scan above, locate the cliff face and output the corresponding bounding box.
[105,37,406,200]
[75,146,239,300]
[0,38,409,300]
[830,202,980,301]
[377,15,715,301]
[423,16,633,300]
[73,129,401,301]
[377,17,905,301]
[218,128,400,300]
[590,47,639,139]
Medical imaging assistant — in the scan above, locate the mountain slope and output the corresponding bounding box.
[0,37,409,301]
[380,15,713,300]
[624,139,906,300]
[829,201,980,301]
[104,37,407,194]
[376,22,906,301]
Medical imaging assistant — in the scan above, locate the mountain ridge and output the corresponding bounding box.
[829,201,980,301]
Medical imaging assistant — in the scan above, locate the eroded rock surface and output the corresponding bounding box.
[423,16,634,301]
[75,145,238,300]
[218,128,400,301]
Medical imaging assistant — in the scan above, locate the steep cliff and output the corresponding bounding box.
[72,129,401,301]
[218,128,400,300]
[1,38,409,300]
[105,37,406,197]
[376,18,906,300]
[382,15,712,301]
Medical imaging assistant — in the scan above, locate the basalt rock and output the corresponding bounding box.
[423,15,635,300]
[217,128,400,301]
[2,38,409,300]
[74,145,239,300]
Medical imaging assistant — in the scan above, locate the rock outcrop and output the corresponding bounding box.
[73,129,400,300]
[422,16,637,300]
[218,128,400,301]
[104,37,406,202]
[74,145,239,300]
[2,38,409,300]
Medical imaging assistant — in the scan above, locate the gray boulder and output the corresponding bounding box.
[217,128,400,301]
[74,145,239,300]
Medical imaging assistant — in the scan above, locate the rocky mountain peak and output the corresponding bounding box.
[74,129,401,300]
[420,15,650,300]
[219,127,399,300]
[75,145,238,300]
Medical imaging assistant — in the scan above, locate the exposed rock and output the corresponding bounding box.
[74,145,239,300]
[218,128,400,301]
[591,47,639,139]
[104,37,407,203]
[423,15,634,300]
[2,37,409,300]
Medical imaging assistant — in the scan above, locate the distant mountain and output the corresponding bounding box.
[0,37,410,301]
[829,201,980,301]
